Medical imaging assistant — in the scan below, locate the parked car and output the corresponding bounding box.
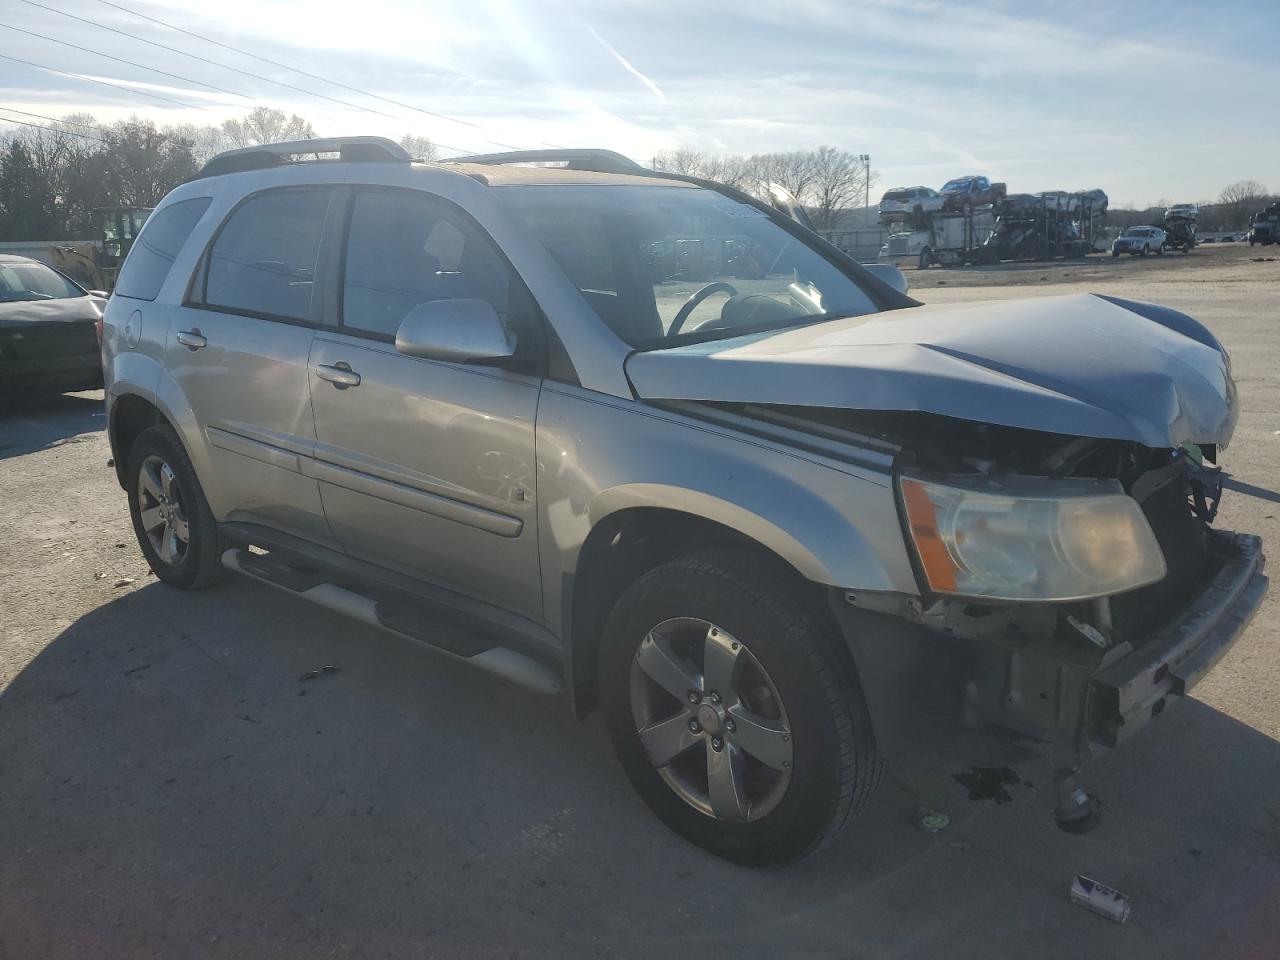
[0,254,106,395]
[939,175,1006,212]
[878,185,945,220]
[102,138,1266,866]
[1112,225,1167,256]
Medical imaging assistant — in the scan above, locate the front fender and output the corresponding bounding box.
[535,385,920,640]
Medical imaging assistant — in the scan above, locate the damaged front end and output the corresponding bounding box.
[802,410,1268,808]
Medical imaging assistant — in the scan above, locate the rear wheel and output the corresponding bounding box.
[1157,243,1165,256]
[599,549,878,865]
[1140,244,1150,256]
[126,425,223,589]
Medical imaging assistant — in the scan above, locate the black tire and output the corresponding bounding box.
[1156,243,1165,256]
[1140,244,1149,256]
[918,248,933,270]
[599,549,878,866]
[1111,249,1120,258]
[126,424,223,589]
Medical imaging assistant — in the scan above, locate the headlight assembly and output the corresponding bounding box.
[899,474,1167,602]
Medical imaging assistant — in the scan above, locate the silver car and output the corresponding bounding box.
[102,138,1267,865]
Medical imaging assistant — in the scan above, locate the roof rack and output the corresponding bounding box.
[449,149,646,175]
[197,136,411,179]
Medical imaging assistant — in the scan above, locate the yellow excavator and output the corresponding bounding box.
[45,206,152,291]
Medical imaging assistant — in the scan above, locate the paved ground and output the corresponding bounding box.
[2,243,1278,959]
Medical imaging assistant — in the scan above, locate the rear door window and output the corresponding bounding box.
[114,197,211,301]
[200,189,331,322]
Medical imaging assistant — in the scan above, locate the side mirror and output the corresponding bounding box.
[861,262,909,294]
[394,298,516,364]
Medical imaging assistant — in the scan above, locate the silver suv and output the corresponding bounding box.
[102,138,1267,865]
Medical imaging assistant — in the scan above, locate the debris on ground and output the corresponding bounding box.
[299,665,340,682]
[953,766,1027,803]
[918,810,951,833]
[1070,875,1131,923]
[112,577,134,588]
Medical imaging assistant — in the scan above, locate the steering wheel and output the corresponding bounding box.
[669,281,738,335]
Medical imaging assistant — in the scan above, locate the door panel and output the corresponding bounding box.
[168,306,337,546]
[308,334,542,619]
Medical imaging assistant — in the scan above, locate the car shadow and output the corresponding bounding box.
[1224,476,1280,505]
[0,390,105,461]
[1,577,1278,959]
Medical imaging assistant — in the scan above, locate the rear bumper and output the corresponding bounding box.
[1088,532,1267,748]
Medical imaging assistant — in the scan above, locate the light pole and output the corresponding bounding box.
[859,153,870,218]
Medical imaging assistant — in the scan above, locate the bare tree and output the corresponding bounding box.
[744,151,816,202]
[653,147,711,176]
[169,123,234,164]
[1218,180,1269,230]
[220,107,315,149]
[399,134,440,161]
[806,147,874,229]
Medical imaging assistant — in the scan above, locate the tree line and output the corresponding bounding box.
[1097,180,1274,233]
[653,146,876,230]
[0,108,438,242]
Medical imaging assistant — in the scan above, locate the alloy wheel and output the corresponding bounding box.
[137,454,190,567]
[629,617,793,822]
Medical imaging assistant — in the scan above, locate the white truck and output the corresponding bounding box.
[878,208,996,269]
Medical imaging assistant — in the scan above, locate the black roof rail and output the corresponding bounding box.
[196,136,411,179]
[449,149,646,175]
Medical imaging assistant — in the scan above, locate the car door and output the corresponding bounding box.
[170,185,341,548]
[307,187,544,620]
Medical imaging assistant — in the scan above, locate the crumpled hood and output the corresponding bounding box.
[625,293,1238,449]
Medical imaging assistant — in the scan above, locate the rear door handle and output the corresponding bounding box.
[315,362,361,388]
[176,329,207,350]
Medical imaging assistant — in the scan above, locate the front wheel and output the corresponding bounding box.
[1157,243,1165,256]
[918,247,934,270]
[599,549,878,865]
[126,425,223,589]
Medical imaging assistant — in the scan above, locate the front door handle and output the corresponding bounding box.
[176,328,207,350]
[315,361,361,388]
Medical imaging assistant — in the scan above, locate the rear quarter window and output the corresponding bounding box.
[114,197,212,301]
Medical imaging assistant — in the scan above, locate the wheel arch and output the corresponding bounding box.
[108,369,224,515]
[563,496,846,719]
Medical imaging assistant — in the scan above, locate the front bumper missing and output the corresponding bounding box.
[1088,532,1267,748]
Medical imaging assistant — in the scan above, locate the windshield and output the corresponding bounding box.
[941,179,972,193]
[497,184,878,347]
[0,261,85,303]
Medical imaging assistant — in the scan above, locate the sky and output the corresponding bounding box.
[1,0,1278,208]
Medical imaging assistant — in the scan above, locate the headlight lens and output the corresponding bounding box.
[899,475,1167,601]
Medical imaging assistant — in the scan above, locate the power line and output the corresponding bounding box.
[1,23,242,106]
[0,111,107,143]
[0,106,102,131]
[19,0,411,127]
[93,0,531,149]
[0,51,203,110]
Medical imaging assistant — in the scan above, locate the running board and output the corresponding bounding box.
[220,548,564,695]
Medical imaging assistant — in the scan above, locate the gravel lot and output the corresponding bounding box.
[2,243,1278,959]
